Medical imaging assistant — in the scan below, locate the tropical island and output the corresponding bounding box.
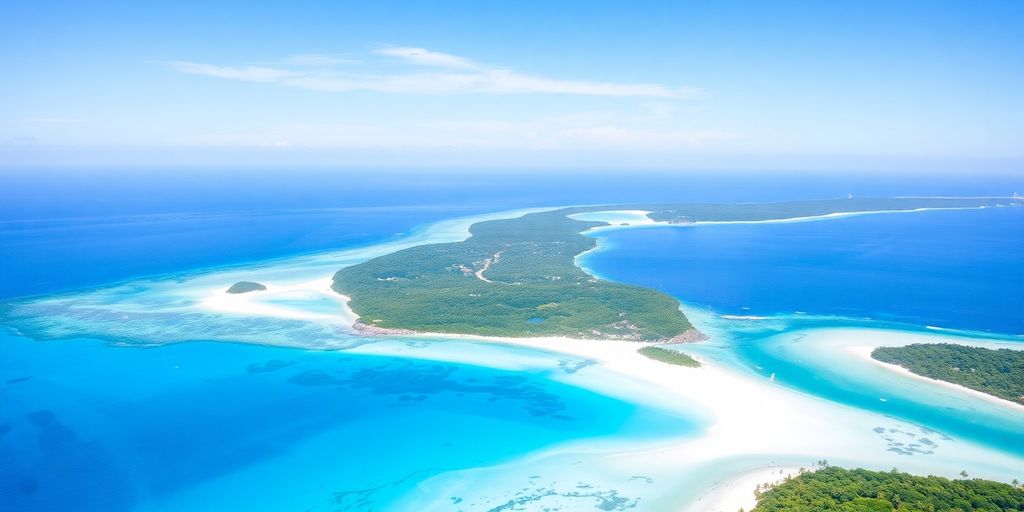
[637,346,701,367]
[332,197,1013,341]
[334,209,697,341]
[872,343,1024,405]
[751,466,1024,511]
[225,281,267,294]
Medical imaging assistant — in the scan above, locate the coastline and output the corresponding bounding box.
[129,202,1024,508]
[686,465,803,512]
[9,202,1024,510]
[847,344,1024,413]
[688,205,997,226]
[350,204,1022,508]
[346,320,1024,510]
[573,202,1018,235]
[349,318,707,343]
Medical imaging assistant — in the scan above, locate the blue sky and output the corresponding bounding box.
[1,0,1022,171]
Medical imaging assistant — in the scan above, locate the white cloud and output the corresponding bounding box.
[372,46,477,69]
[169,61,298,82]
[169,47,699,98]
[277,53,357,66]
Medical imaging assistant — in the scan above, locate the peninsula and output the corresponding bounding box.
[334,209,697,341]
[226,281,267,294]
[332,197,1014,341]
[872,343,1024,405]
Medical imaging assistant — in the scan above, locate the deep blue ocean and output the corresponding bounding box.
[4,168,1022,299]
[2,168,1023,511]
[584,206,1024,334]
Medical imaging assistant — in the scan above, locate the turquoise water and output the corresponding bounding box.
[730,318,1024,455]
[580,207,1024,458]
[0,331,694,511]
[3,171,1024,510]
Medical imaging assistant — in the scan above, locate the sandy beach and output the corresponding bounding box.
[569,209,669,232]
[39,203,1010,510]
[686,466,803,512]
[344,326,1024,510]
[570,205,1005,233]
[689,205,998,226]
[847,344,1024,413]
[178,206,1024,510]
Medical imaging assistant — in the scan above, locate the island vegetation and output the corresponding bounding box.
[334,210,696,340]
[332,197,1014,341]
[751,465,1024,511]
[226,281,267,294]
[638,346,701,367]
[872,343,1024,405]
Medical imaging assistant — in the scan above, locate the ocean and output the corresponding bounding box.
[1,168,1022,511]
[581,206,1024,334]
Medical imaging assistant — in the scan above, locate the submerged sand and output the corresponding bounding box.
[13,204,1023,510]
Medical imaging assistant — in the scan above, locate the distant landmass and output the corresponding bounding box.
[226,281,267,294]
[646,197,1012,223]
[332,197,1014,342]
[752,466,1024,511]
[872,343,1024,405]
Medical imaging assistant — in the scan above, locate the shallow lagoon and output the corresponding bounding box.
[2,189,1024,510]
[0,332,697,512]
[580,207,1024,456]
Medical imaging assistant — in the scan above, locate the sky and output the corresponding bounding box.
[1,0,1022,172]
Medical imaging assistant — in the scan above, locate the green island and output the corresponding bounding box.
[332,197,1014,341]
[751,466,1024,511]
[334,209,696,340]
[638,346,701,367]
[226,281,267,294]
[872,343,1024,405]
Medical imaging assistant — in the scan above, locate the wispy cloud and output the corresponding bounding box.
[169,62,297,82]
[372,46,478,69]
[277,53,357,66]
[169,46,699,98]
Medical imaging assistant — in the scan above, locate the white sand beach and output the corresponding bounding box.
[569,209,669,232]
[178,206,1024,510]
[687,466,803,512]
[348,328,1024,510]
[35,204,1023,510]
[690,205,997,226]
[847,344,1024,413]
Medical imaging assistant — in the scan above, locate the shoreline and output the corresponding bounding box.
[355,325,1024,511]
[573,203,1018,234]
[847,345,1024,413]
[688,205,997,226]
[16,201,1024,509]
[186,203,1024,508]
[350,319,708,344]
[686,465,803,512]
